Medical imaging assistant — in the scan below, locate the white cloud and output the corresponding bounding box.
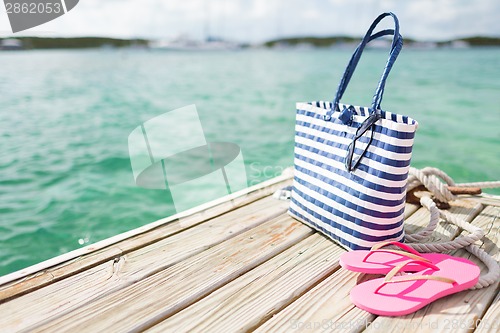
[1,0,499,41]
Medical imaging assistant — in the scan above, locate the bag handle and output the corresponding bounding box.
[325,12,403,119]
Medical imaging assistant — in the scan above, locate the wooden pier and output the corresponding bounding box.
[0,171,498,332]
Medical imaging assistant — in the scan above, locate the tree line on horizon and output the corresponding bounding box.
[1,35,499,49]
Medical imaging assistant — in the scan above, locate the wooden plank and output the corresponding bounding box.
[30,215,313,333]
[0,176,293,301]
[0,196,288,332]
[146,234,343,333]
[466,194,500,207]
[475,291,500,333]
[254,267,376,333]
[405,203,421,220]
[363,204,500,333]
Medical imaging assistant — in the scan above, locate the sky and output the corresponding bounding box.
[1,0,500,42]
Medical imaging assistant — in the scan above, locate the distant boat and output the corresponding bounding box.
[0,38,23,50]
[150,35,241,51]
[450,40,470,49]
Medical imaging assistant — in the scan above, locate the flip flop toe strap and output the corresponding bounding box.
[363,241,431,263]
[371,241,420,254]
[374,259,457,294]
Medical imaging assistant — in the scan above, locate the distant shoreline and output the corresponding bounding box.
[263,36,500,49]
[1,36,499,50]
[0,37,149,50]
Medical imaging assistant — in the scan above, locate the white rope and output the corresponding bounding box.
[404,196,440,242]
[404,167,500,289]
[466,244,500,289]
[456,181,500,189]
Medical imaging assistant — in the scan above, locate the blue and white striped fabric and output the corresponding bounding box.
[288,13,418,250]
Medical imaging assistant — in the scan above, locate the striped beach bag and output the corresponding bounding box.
[288,12,418,250]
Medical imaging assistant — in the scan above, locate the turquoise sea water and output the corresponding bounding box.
[1,48,499,276]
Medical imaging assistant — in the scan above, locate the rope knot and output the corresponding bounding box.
[407,167,456,207]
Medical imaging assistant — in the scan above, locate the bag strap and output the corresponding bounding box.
[326,12,403,119]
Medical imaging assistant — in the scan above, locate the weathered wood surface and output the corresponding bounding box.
[0,173,498,333]
[475,290,500,333]
[0,196,289,332]
[31,216,312,333]
[254,267,376,333]
[147,233,343,333]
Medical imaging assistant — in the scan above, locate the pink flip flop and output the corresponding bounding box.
[339,241,445,274]
[350,256,480,316]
